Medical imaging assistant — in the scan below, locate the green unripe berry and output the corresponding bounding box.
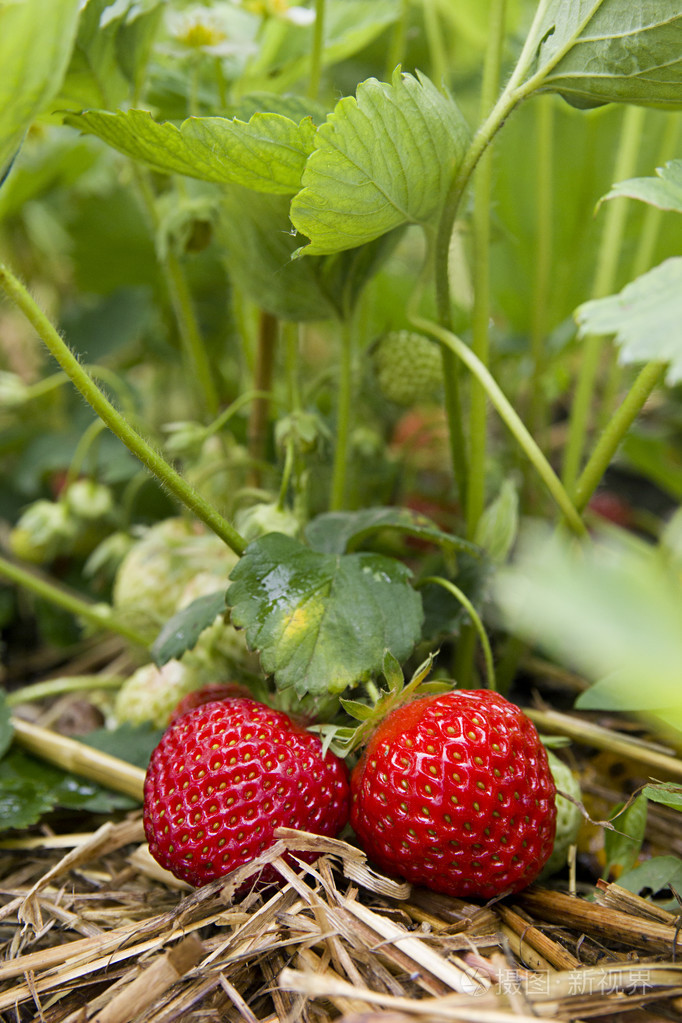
[372,331,442,406]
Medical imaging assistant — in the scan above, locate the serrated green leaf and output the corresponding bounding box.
[65,108,316,194]
[226,533,423,697]
[575,258,682,384]
[601,160,682,214]
[641,783,682,812]
[0,0,81,181]
[0,691,13,760]
[305,507,480,558]
[604,794,648,876]
[152,591,226,668]
[290,70,470,255]
[518,0,682,109]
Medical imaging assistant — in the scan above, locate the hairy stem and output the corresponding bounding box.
[0,262,247,556]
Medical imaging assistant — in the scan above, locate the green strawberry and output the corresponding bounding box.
[539,750,583,879]
[372,331,442,406]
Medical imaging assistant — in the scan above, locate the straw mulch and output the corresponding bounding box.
[2,806,682,1023]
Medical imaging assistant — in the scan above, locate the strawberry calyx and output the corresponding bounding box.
[315,650,452,758]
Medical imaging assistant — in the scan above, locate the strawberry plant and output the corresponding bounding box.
[0,0,681,975]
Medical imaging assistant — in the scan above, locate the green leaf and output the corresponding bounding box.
[617,855,682,898]
[494,524,682,727]
[290,70,470,255]
[305,507,480,558]
[382,650,404,695]
[474,479,519,563]
[242,0,397,95]
[0,691,13,760]
[642,783,682,812]
[604,794,648,877]
[575,258,682,384]
[78,722,164,770]
[518,0,682,109]
[601,159,682,214]
[65,108,316,194]
[0,0,81,180]
[226,533,423,697]
[152,591,227,667]
[56,0,131,111]
[0,748,135,831]
[219,189,338,321]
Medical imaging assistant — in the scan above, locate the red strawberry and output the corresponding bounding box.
[144,697,350,888]
[169,682,251,722]
[350,690,556,899]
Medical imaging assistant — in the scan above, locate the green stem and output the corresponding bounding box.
[561,104,646,493]
[247,311,278,488]
[411,316,586,536]
[0,262,247,556]
[422,0,447,86]
[385,0,409,77]
[418,576,496,691]
[0,554,149,648]
[7,674,124,707]
[527,96,554,451]
[164,249,220,418]
[330,317,354,511]
[600,115,681,421]
[466,0,507,541]
[308,0,326,99]
[134,169,219,418]
[64,418,107,488]
[205,388,278,440]
[573,361,667,514]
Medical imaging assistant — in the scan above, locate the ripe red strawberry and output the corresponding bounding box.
[350,690,556,899]
[144,697,350,888]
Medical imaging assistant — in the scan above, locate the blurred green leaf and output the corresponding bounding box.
[0,0,81,182]
[291,70,470,255]
[575,259,682,385]
[604,794,648,877]
[601,159,682,214]
[78,722,164,770]
[494,523,682,727]
[226,533,423,697]
[474,479,519,564]
[152,591,226,667]
[519,1,682,109]
[617,854,682,899]
[65,108,316,194]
